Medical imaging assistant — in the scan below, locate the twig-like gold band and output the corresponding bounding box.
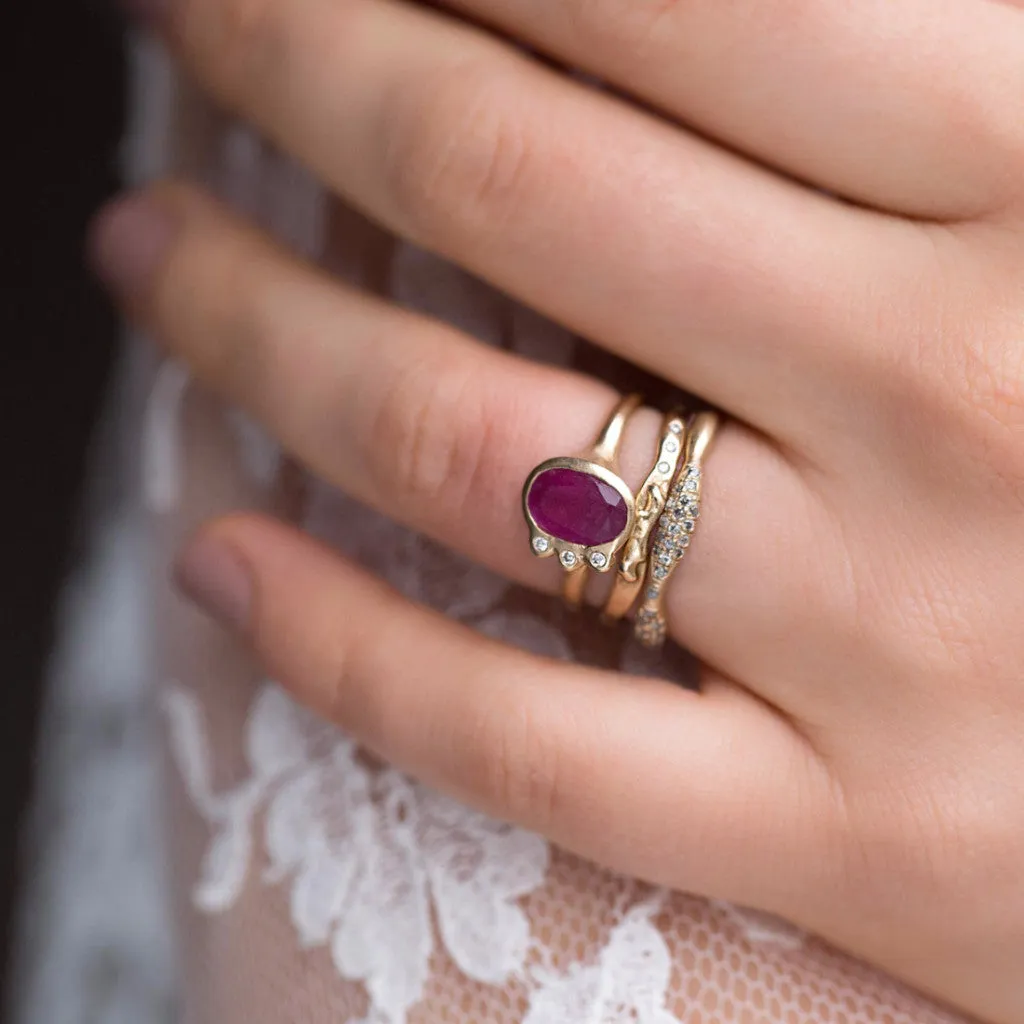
[602,410,687,622]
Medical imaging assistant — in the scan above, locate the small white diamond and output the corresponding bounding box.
[646,587,659,600]
[658,552,672,566]
[657,461,671,474]
[669,422,683,435]
[560,551,578,568]
[684,479,699,493]
[589,552,607,569]
[654,566,668,580]
[532,536,550,553]
[683,518,696,532]
[665,440,679,454]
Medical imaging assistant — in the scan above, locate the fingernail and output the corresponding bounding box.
[88,193,179,302]
[175,536,253,632]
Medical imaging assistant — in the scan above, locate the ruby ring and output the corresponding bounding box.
[522,394,642,608]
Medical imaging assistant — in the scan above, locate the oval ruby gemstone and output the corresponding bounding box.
[526,468,628,546]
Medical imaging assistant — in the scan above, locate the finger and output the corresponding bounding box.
[152,0,933,437]
[433,0,1024,221]
[173,512,832,907]
[92,184,828,698]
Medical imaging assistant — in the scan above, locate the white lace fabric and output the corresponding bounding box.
[142,59,972,1024]
[162,677,967,1024]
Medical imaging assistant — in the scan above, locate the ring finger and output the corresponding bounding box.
[92,184,830,699]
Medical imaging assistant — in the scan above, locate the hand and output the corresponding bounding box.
[94,1,1024,1020]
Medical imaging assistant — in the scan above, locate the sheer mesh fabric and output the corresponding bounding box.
[142,61,973,1024]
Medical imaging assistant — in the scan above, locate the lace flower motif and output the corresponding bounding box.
[163,683,550,1024]
[524,899,680,1024]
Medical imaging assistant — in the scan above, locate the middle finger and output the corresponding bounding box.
[161,0,933,446]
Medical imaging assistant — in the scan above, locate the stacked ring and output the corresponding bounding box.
[634,411,720,647]
[602,410,688,621]
[523,394,643,608]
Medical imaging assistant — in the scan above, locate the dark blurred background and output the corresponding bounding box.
[4,0,127,1013]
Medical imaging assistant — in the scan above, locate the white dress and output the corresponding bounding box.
[136,38,970,1024]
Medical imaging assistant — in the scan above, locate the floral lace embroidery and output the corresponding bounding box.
[524,899,680,1024]
[164,683,835,1024]
[164,684,553,1023]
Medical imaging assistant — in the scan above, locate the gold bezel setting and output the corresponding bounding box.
[522,456,636,575]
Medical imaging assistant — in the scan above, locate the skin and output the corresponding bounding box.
[92,0,1024,1019]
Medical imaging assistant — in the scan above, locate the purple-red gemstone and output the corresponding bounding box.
[526,468,628,546]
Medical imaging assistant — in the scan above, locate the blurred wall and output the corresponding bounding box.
[3,0,126,999]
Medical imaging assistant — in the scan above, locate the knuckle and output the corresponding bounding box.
[911,319,1024,487]
[560,0,682,58]
[900,234,1024,481]
[470,690,564,829]
[844,764,1017,919]
[326,626,386,743]
[180,237,270,392]
[179,0,282,100]
[367,345,505,519]
[955,334,1024,469]
[871,265,1024,485]
[384,62,536,243]
[368,352,479,512]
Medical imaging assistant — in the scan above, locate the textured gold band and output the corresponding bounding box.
[602,410,687,622]
[634,411,720,647]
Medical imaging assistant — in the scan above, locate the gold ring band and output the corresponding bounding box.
[522,394,643,609]
[634,411,720,647]
[602,410,687,621]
